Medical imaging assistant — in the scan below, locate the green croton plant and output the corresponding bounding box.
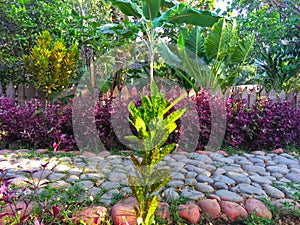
[125,81,186,225]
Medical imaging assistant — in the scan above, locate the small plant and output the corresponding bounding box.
[23,30,78,102]
[125,81,186,225]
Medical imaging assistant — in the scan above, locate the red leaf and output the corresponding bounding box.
[52,206,60,218]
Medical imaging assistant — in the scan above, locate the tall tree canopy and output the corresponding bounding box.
[229,0,300,91]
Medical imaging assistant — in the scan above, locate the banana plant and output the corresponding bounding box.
[125,81,186,225]
[110,0,221,84]
[157,18,254,92]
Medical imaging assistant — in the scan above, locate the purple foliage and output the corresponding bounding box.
[0,88,299,152]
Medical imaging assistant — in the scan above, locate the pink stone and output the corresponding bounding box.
[35,149,48,153]
[177,202,200,224]
[216,150,228,157]
[245,199,272,219]
[0,150,12,154]
[156,202,170,220]
[252,151,266,156]
[271,199,300,212]
[195,151,211,155]
[97,151,111,157]
[111,197,138,225]
[82,151,97,157]
[197,199,221,219]
[271,148,283,154]
[72,206,107,224]
[220,201,247,221]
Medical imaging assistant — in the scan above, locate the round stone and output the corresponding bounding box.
[195,183,214,193]
[284,172,300,182]
[80,173,105,180]
[234,184,267,197]
[108,172,127,182]
[263,184,285,198]
[243,165,265,173]
[48,173,66,181]
[181,188,205,200]
[171,172,185,180]
[273,156,298,165]
[249,175,272,184]
[101,181,120,190]
[167,180,184,188]
[213,174,236,185]
[163,188,180,201]
[75,180,94,190]
[52,164,71,172]
[186,172,197,178]
[215,189,244,202]
[266,166,289,174]
[225,172,251,184]
[196,174,214,184]
[213,182,228,190]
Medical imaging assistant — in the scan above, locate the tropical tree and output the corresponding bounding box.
[229,0,300,91]
[109,0,221,86]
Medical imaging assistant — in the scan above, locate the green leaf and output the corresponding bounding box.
[229,34,254,63]
[166,7,220,27]
[148,169,170,193]
[161,93,186,116]
[142,0,161,20]
[128,175,144,206]
[204,18,233,61]
[144,195,158,225]
[113,0,143,18]
[157,42,182,68]
[135,116,148,138]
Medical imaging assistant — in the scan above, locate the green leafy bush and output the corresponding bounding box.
[23,31,78,100]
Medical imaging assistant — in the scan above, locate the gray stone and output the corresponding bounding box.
[32,170,51,179]
[171,172,185,180]
[243,165,265,173]
[266,166,289,174]
[66,175,79,183]
[74,162,86,167]
[264,175,277,182]
[101,181,120,189]
[222,165,243,173]
[167,180,184,188]
[249,175,272,184]
[273,156,298,165]
[163,188,180,201]
[192,154,212,163]
[213,168,227,175]
[185,165,208,174]
[213,156,234,164]
[51,180,71,189]
[80,173,105,180]
[249,158,264,164]
[108,172,127,182]
[76,180,94,190]
[181,188,205,200]
[235,184,267,196]
[215,189,244,202]
[213,174,236,185]
[52,164,71,172]
[185,178,197,186]
[263,184,285,198]
[68,167,82,175]
[226,172,251,184]
[172,154,188,161]
[271,172,284,179]
[214,182,228,190]
[195,183,214,193]
[236,160,253,166]
[48,173,66,181]
[266,160,277,166]
[186,172,197,178]
[87,187,102,197]
[284,173,300,182]
[196,174,214,184]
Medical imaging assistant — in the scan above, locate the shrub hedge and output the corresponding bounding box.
[0,88,299,152]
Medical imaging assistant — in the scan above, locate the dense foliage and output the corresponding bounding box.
[1,88,299,151]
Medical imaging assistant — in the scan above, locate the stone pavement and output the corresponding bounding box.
[0,148,299,207]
